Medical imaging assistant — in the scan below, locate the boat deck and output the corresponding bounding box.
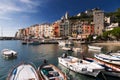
[8,64,39,80]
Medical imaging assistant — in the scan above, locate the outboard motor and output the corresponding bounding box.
[43,59,48,64]
[62,53,67,58]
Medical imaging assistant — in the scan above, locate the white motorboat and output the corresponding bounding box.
[58,40,74,46]
[72,47,82,53]
[110,51,120,58]
[38,63,67,80]
[1,49,17,58]
[88,45,103,51]
[58,54,104,77]
[62,47,72,51]
[94,54,120,65]
[7,63,40,80]
[58,41,66,46]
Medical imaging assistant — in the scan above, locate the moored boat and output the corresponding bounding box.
[58,41,66,46]
[38,60,67,80]
[110,51,120,58]
[21,40,27,45]
[58,54,104,77]
[7,63,40,80]
[62,46,72,51]
[29,40,41,45]
[72,47,82,53]
[1,49,17,59]
[88,45,103,51]
[58,40,74,46]
[94,54,120,66]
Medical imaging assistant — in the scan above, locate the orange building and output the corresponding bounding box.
[80,24,94,39]
[82,24,94,35]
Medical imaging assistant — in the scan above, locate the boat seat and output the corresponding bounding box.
[47,73,54,78]
[28,78,35,80]
[49,71,59,77]
[42,67,54,76]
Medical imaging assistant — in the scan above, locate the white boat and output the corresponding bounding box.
[7,63,40,80]
[94,54,120,65]
[110,51,120,58]
[62,47,72,51]
[66,40,73,45]
[38,64,67,80]
[72,47,82,53]
[58,40,74,46]
[88,45,102,51]
[1,49,17,58]
[58,41,66,46]
[58,54,104,77]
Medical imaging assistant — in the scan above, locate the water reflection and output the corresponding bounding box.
[0,41,120,80]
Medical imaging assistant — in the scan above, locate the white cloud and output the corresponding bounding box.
[0,16,12,20]
[0,0,42,21]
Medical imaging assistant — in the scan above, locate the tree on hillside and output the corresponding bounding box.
[111,27,120,40]
[102,30,111,40]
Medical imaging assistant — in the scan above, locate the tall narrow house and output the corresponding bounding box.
[93,9,104,35]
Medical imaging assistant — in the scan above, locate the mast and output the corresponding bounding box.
[0,27,3,40]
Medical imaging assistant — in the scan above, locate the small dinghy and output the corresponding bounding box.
[7,63,40,80]
[1,49,17,59]
[38,60,67,80]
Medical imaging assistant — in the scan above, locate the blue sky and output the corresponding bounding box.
[0,0,120,37]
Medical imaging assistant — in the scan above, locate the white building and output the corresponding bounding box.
[105,23,119,31]
[39,23,53,38]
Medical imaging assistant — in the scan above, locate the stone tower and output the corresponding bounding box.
[93,9,104,35]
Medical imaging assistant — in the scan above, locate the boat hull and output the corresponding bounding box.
[38,64,67,80]
[58,56,104,77]
[1,49,17,59]
[95,54,120,66]
[7,63,40,80]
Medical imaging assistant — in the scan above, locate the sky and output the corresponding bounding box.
[0,0,120,37]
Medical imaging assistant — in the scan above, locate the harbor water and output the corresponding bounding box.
[0,40,120,80]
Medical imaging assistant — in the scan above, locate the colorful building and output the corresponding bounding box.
[52,21,60,37]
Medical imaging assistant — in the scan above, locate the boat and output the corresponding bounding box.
[38,60,67,80]
[1,49,17,58]
[88,45,103,51]
[21,40,27,45]
[110,51,120,58]
[58,53,104,77]
[7,63,40,80]
[58,40,74,46]
[72,47,82,53]
[62,46,72,51]
[58,41,66,46]
[29,40,41,45]
[94,53,120,66]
